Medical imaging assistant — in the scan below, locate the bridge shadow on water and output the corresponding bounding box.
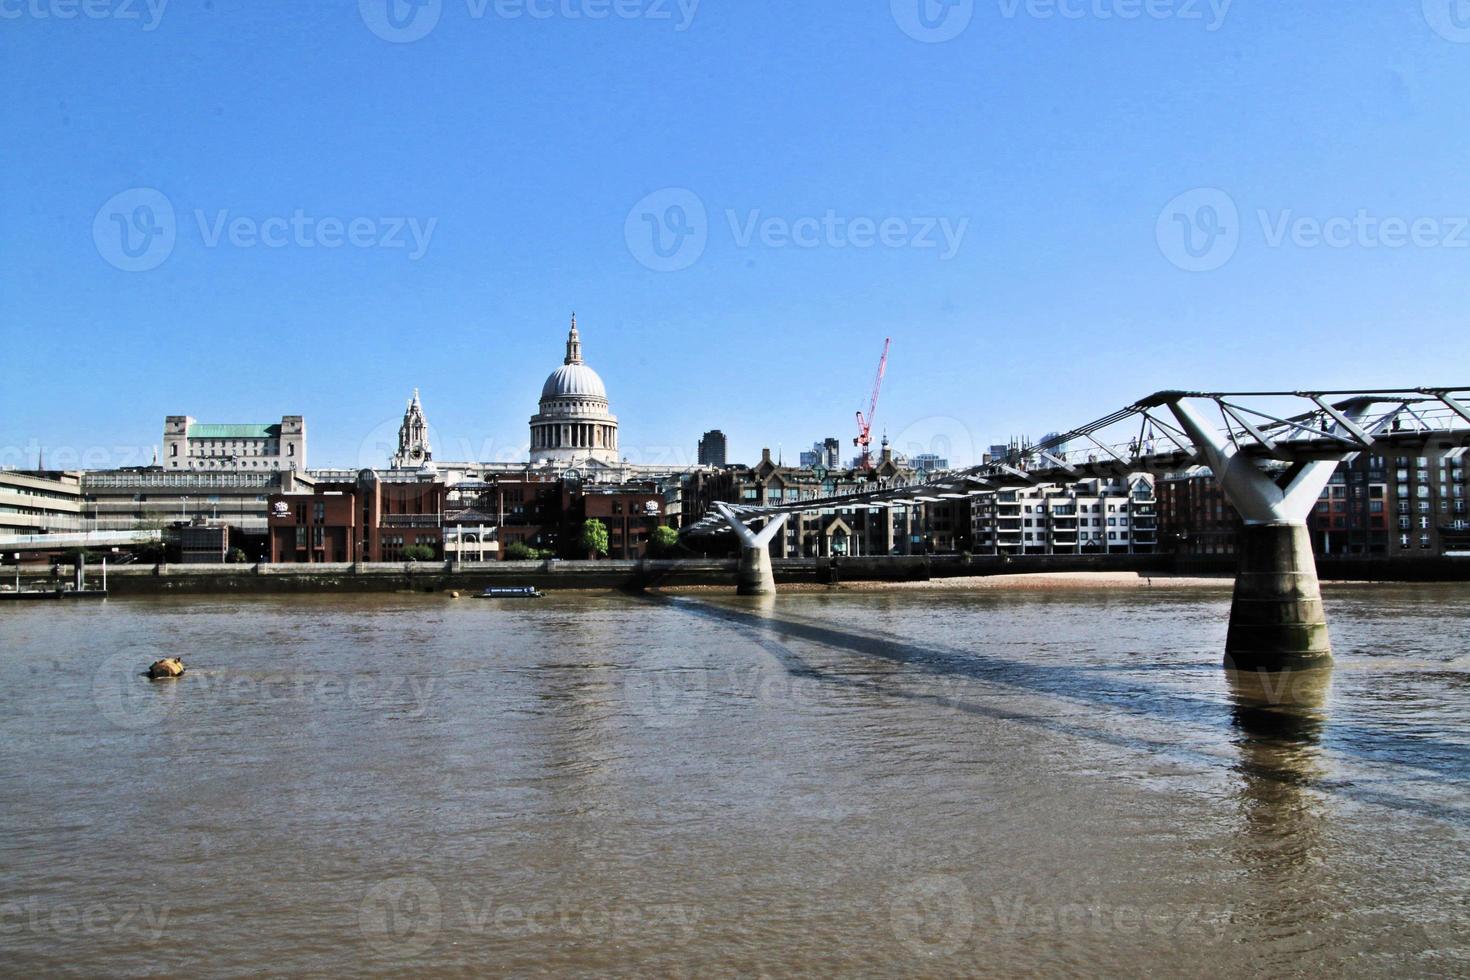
[636,593,1470,826]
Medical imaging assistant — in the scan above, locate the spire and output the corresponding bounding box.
[565,312,583,365]
[394,387,431,468]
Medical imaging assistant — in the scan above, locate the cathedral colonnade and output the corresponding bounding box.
[531,422,618,452]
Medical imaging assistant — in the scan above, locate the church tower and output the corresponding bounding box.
[392,388,434,469]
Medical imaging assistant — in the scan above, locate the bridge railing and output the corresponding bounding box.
[687,387,1470,535]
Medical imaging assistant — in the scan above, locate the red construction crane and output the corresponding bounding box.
[854,338,892,470]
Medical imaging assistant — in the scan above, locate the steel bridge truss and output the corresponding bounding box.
[688,387,1470,535]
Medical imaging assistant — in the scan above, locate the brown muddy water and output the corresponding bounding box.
[1,585,1468,976]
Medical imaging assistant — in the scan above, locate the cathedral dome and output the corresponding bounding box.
[541,362,607,402]
[529,315,620,467]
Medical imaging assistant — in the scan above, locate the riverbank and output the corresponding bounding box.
[831,571,1235,591]
[655,571,1235,594]
[3,554,1464,596]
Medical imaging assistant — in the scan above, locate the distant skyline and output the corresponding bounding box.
[6,1,1470,470]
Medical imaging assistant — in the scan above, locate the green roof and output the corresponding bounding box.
[187,424,280,440]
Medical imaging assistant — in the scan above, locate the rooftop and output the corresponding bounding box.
[187,424,281,440]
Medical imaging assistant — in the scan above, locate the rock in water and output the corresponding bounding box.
[147,658,185,680]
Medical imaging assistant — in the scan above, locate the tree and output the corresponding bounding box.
[648,525,681,558]
[226,547,249,564]
[504,541,536,561]
[579,519,609,558]
[403,544,437,562]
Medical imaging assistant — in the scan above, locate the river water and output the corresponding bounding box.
[1,584,1468,976]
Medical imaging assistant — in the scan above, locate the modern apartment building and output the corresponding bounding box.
[1383,447,1470,556]
[971,477,1157,556]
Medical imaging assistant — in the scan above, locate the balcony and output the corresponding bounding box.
[380,515,443,528]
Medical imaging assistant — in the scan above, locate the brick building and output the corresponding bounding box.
[270,470,676,563]
[582,485,667,559]
[1159,446,1470,559]
[441,475,573,561]
[1157,470,1239,556]
[269,471,446,564]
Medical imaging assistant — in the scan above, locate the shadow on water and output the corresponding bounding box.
[639,593,1470,825]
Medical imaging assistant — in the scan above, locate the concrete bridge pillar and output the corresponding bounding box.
[1165,399,1362,670]
[715,503,789,596]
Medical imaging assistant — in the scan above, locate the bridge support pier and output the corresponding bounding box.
[716,503,789,596]
[1227,523,1330,669]
[1165,399,1365,670]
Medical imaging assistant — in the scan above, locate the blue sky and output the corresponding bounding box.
[4,0,1469,470]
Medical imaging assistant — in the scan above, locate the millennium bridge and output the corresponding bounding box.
[688,387,1470,670]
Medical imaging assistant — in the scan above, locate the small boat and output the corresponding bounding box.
[477,587,545,600]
